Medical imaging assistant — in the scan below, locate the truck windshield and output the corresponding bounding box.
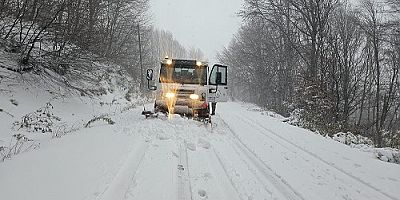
[160,64,207,85]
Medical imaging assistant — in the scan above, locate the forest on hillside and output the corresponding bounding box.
[0,0,204,93]
[219,0,400,147]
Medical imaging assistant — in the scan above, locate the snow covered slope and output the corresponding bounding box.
[1,102,399,200]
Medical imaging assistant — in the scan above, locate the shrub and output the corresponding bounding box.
[84,115,115,128]
[1,134,39,162]
[13,102,61,133]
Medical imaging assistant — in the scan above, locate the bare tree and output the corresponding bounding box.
[221,0,400,146]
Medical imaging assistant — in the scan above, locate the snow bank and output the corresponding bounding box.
[237,102,400,165]
[332,132,374,146]
[240,102,289,121]
[332,132,400,164]
[0,59,144,162]
[374,148,400,163]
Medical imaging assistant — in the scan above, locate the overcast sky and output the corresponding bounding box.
[149,0,244,63]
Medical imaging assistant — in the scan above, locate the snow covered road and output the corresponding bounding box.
[1,102,400,200]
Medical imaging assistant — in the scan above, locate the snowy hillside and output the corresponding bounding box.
[0,41,146,163]
[1,101,399,200]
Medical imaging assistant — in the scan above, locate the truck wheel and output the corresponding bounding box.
[197,108,210,118]
[154,103,161,113]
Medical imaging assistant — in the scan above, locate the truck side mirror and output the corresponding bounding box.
[216,72,222,84]
[146,69,154,81]
[146,69,157,90]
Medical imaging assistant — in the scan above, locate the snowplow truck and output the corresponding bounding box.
[145,58,228,118]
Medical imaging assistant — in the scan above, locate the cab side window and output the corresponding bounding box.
[209,65,227,85]
[209,66,217,85]
[219,66,227,85]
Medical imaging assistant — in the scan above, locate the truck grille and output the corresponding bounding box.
[176,89,195,94]
[176,89,194,98]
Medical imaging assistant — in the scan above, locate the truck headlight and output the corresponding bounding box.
[165,92,175,98]
[189,94,199,100]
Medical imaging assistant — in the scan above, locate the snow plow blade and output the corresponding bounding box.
[141,110,158,118]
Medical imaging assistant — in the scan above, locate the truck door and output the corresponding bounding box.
[207,64,228,102]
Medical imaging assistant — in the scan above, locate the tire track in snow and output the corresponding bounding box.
[226,135,303,200]
[97,139,149,200]
[216,117,305,200]
[188,141,243,200]
[181,123,243,200]
[209,147,246,200]
[234,113,399,200]
[177,141,193,200]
